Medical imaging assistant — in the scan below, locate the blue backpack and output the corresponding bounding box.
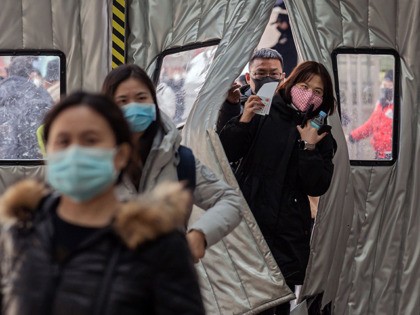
[176,145,196,192]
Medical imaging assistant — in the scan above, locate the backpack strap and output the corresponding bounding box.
[177,145,196,192]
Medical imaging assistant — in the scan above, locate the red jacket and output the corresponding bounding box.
[350,102,393,158]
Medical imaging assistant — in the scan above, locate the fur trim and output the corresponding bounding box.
[114,182,191,249]
[0,180,48,224]
[0,180,192,249]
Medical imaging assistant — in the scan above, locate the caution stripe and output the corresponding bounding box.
[112,0,126,68]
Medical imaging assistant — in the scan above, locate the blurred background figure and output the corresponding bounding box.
[158,61,187,125]
[156,46,217,127]
[270,2,298,77]
[183,46,217,122]
[348,70,394,160]
[44,58,61,103]
[29,68,44,88]
[0,57,8,80]
[0,56,52,159]
[156,77,177,123]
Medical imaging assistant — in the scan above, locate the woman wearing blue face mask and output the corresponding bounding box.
[0,92,205,315]
[102,64,242,263]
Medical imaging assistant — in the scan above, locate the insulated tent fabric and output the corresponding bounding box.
[0,0,111,97]
[127,0,295,314]
[0,0,112,192]
[286,1,420,314]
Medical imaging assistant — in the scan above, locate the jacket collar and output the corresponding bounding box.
[139,111,181,191]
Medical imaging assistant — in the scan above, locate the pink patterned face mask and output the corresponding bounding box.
[290,85,323,112]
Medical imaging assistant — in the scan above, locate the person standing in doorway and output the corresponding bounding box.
[219,61,337,314]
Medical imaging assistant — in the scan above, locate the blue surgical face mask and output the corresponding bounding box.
[122,102,156,132]
[46,145,118,203]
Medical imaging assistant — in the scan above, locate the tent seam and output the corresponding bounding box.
[195,0,205,43]
[367,0,372,47]
[21,0,24,47]
[50,0,54,48]
[392,0,409,310]
[78,0,83,88]
[365,165,375,315]
[367,168,395,315]
[199,261,223,314]
[221,238,252,308]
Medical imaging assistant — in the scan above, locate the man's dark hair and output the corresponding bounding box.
[249,48,284,68]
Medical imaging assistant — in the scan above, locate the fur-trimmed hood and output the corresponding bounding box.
[0,180,191,249]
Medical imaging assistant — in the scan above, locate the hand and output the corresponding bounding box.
[226,82,242,104]
[186,230,207,263]
[297,120,328,146]
[239,95,264,123]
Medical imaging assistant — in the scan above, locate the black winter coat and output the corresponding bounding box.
[216,85,251,133]
[219,91,336,284]
[0,181,205,315]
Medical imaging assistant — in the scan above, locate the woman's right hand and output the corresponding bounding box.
[239,95,264,123]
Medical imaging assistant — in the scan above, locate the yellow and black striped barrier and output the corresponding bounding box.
[112,0,126,69]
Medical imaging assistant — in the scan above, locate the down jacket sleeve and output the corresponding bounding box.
[297,133,336,196]
[188,159,242,247]
[218,116,260,163]
[153,232,205,315]
[216,100,242,134]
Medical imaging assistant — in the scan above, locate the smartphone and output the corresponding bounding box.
[317,124,332,135]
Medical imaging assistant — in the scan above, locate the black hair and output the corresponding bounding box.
[102,64,158,105]
[280,61,335,115]
[43,91,132,147]
[249,48,284,69]
[101,64,161,164]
